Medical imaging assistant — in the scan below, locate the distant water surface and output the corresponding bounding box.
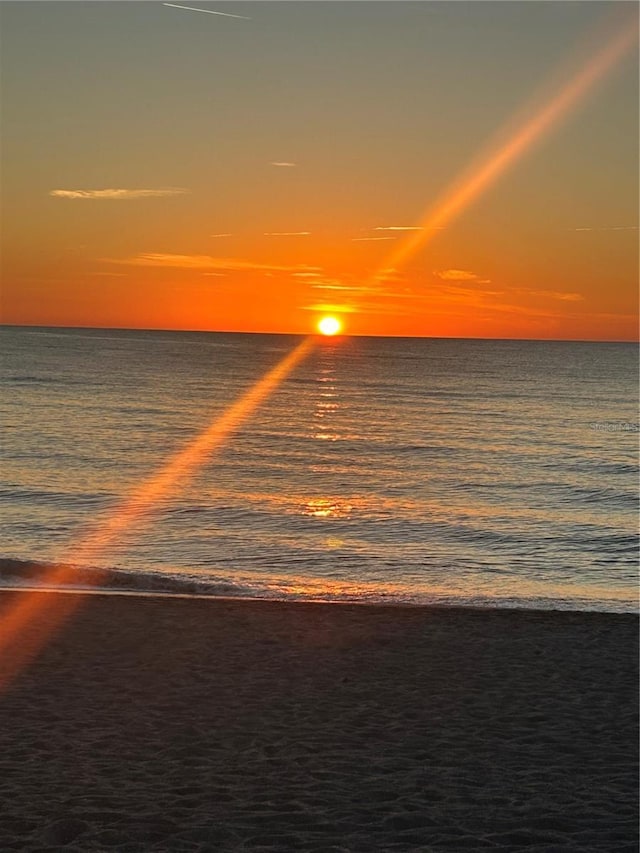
[1,326,638,611]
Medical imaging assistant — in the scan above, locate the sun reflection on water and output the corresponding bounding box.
[303,498,354,518]
[304,344,356,516]
[310,345,343,443]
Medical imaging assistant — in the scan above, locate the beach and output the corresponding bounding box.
[0,593,637,852]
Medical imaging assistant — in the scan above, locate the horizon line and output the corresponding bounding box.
[0,322,637,345]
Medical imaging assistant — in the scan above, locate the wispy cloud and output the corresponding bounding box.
[302,303,358,314]
[376,268,401,281]
[210,233,233,238]
[311,276,381,294]
[432,281,584,312]
[87,272,128,278]
[434,269,489,282]
[107,253,321,273]
[313,283,360,291]
[50,188,189,200]
[430,284,504,302]
[523,289,583,302]
[352,236,395,242]
[372,226,424,232]
[264,231,310,237]
[292,272,322,278]
[163,3,251,20]
[431,272,582,304]
[571,225,638,232]
[270,162,296,167]
[367,226,444,233]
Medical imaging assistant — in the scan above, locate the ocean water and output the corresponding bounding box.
[1,326,638,612]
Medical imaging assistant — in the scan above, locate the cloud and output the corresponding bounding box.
[434,285,504,302]
[376,268,402,281]
[431,274,583,306]
[270,162,296,167]
[106,253,321,273]
[264,231,310,237]
[434,269,488,282]
[372,226,424,232]
[352,236,395,242]
[50,188,189,200]
[367,226,444,233]
[523,289,584,302]
[210,233,233,238]
[552,292,583,301]
[311,277,382,294]
[429,270,583,305]
[87,272,127,278]
[292,272,323,278]
[163,3,251,20]
[302,303,358,314]
[312,284,356,291]
[572,225,638,232]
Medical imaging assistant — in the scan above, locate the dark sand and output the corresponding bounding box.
[0,593,637,852]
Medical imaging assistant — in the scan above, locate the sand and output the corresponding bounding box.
[0,593,637,852]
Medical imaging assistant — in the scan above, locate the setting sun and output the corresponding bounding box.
[317,316,342,336]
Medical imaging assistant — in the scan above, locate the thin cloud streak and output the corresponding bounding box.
[372,226,424,232]
[302,303,358,314]
[432,283,585,309]
[523,289,584,301]
[352,236,395,242]
[313,284,360,291]
[107,253,321,273]
[431,276,583,303]
[163,3,251,20]
[210,233,233,238]
[51,188,188,200]
[264,232,311,237]
[270,162,296,167]
[434,269,487,282]
[572,225,638,231]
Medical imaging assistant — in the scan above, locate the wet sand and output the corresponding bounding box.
[0,593,637,852]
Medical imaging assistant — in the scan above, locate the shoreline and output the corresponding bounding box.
[0,584,637,615]
[0,558,637,615]
[0,593,637,851]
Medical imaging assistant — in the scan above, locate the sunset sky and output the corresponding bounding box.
[1,1,638,339]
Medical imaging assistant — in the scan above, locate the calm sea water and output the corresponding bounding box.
[1,326,638,611]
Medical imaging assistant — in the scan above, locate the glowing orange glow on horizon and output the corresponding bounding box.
[0,337,315,690]
[374,20,638,283]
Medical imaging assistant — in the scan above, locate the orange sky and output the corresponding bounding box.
[1,2,638,340]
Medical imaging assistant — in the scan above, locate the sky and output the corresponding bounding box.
[1,0,638,340]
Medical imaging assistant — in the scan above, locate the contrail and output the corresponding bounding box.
[163,3,251,20]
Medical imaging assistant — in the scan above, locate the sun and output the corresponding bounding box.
[317,316,342,336]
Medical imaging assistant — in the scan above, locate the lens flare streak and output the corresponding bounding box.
[376,21,638,279]
[0,337,315,690]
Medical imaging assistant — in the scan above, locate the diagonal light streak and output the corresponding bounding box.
[0,337,315,690]
[374,19,638,281]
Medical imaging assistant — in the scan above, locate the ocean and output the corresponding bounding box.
[1,326,638,612]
